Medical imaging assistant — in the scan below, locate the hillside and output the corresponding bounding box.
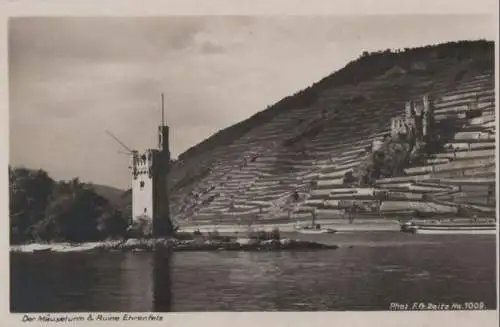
[85,183,129,208]
[128,40,496,227]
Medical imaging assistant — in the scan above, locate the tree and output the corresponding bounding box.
[9,167,55,243]
[9,166,129,244]
[352,136,413,186]
[342,171,356,185]
[97,209,129,239]
[40,182,107,242]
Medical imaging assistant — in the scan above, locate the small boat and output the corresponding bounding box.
[297,227,337,234]
[296,224,336,234]
[400,219,496,235]
[400,221,418,234]
[296,210,337,234]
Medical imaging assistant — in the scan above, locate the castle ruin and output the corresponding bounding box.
[390,94,434,142]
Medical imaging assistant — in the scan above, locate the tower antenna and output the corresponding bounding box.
[161,92,165,126]
[105,130,133,154]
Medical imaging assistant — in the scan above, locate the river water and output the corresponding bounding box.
[10,232,497,312]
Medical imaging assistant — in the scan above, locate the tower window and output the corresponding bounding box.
[140,181,145,189]
[144,208,147,213]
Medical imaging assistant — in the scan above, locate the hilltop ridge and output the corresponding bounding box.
[176,40,492,163]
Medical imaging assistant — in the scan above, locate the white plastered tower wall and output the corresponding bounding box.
[131,149,159,223]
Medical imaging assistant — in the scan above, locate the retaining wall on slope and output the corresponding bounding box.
[174,57,495,225]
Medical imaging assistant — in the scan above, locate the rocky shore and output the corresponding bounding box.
[10,237,339,253]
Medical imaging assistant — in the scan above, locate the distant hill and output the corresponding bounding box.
[85,183,129,208]
[121,40,495,225]
[174,40,492,164]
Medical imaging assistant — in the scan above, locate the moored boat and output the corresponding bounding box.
[414,228,495,235]
[296,226,337,234]
[400,219,496,235]
[295,209,337,234]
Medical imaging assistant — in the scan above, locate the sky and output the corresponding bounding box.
[9,15,496,189]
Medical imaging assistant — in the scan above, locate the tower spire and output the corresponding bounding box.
[161,92,165,126]
[158,92,170,155]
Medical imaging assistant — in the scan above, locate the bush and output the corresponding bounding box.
[127,216,153,239]
[270,227,281,241]
[247,228,280,241]
[207,229,220,238]
[352,136,413,186]
[204,230,232,242]
[174,231,196,241]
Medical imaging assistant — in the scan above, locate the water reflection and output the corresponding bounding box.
[10,252,128,312]
[119,251,154,311]
[152,247,172,312]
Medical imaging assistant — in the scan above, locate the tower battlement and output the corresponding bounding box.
[132,149,159,178]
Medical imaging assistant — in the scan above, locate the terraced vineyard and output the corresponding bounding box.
[157,40,495,228]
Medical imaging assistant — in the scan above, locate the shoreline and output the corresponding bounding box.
[10,237,339,254]
[11,220,496,253]
[9,224,397,253]
[177,220,402,234]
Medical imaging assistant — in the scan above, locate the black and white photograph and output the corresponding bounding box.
[4,2,498,321]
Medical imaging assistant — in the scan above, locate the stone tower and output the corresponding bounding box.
[391,117,406,138]
[404,100,413,120]
[422,94,433,138]
[372,138,384,151]
[131,93,173,237]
